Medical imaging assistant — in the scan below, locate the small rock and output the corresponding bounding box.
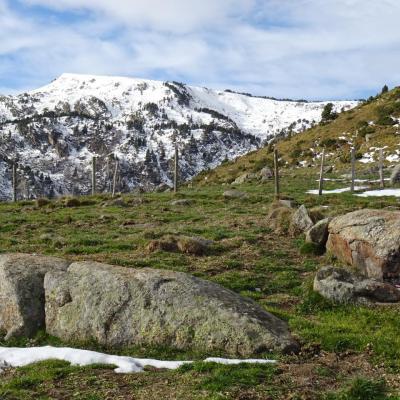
[290,205,314,235]
[306,218,332,248]
[390,164,400,185]
[170,199,192,206]
[64,198,81,208]
[176,236,212,256]
[278,199,295,208]
[266,205,294,235]
[146,236,178,253]
[232,173,258,185]
[314,266,400,304]
[156,184,172,192]
[36,198,50,207]
[223,189,248,199]
[102,198,128,207]
[260,167,273,181]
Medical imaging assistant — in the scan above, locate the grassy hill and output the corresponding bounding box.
[1,175,400,399]
[195,86,400,185]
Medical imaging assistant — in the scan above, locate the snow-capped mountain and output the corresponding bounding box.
[0,73,357,199]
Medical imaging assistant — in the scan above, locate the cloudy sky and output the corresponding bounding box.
[1,0,399,100]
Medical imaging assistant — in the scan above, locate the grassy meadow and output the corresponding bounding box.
[0,168,400,399]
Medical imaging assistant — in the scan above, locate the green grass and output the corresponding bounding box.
[1,172,400,398]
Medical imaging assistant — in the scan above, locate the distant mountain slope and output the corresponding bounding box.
[0,73,356,199]
[194,87,400,185]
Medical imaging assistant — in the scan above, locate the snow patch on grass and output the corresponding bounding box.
[0,346,276,374]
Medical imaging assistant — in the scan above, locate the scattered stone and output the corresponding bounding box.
[326,209,400,280]
[390,164,400,185]
[176,236,212,256]
[0,254,70,339]
[323,166,333,174]
[306,218,332,248]
[64,198,81,208]
[314,266,400,304]
[146,236,178,253]
[44,261,298,356]
[156,184,171,192]
[290,205,314,235]
[232,173,258,185]
[278,199,295,208]
[36,198,50,207]
[170,199,192,206]
[260,166,273,181]
[223,189,248,199]
[103,198,127,207]
[147,236,212,256]
[266,204,294,235]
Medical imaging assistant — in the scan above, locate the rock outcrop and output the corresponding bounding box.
[314,266,400,304]
[44,261,298,356]
[290,205,315,235]
[326,209,400,280]
[0,254,70,339]
[390,164,400,185]
[306,218,332,248]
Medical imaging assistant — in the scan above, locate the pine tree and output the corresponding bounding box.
[381,84,389,94]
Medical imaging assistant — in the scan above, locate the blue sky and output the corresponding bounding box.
[1,0,400,100]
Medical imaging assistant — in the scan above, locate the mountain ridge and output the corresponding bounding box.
[0,73,357,199]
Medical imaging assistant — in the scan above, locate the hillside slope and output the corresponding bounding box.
[196,87,400,184]
[0,73,356,199]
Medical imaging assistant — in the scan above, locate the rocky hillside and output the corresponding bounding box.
[196,86,400,185]
[0,73,356,199]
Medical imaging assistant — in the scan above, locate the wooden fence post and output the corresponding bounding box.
[12,162,17,202]
[274,147,280,200]
[350,147,355,193]
[112,159,119,198]
[174,139,179,194]
[318,149,325,196]
[92,156,97,195]
[379,148,385,189]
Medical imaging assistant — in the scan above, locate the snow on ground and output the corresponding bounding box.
[0,346,276,374]
[356,189,400,197]
[307,186,368,195]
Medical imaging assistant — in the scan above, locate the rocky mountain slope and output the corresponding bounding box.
[195,86,400,185]
[0,73,356,199]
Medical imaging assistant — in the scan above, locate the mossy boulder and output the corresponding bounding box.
[44,261,298,356]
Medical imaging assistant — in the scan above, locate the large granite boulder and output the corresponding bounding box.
[45,262,298,356]
[326,209,400,280]
[314,266,400,304]
[0,254,70,339]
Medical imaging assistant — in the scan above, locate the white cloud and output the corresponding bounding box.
[1,0,400,99]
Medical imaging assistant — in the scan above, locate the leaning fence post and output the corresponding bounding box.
[112,159,119,198]
[379,148,385,189]
[91,156,97,195]
[350,147,355,193]
[173,136,179,194]
[318,148,325,196]
[12,161,17,202]
[274,147,280,200]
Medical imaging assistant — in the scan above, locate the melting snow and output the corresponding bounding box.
[307,186,368,195]
[356,189,400,197]
[0,346,276,374]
